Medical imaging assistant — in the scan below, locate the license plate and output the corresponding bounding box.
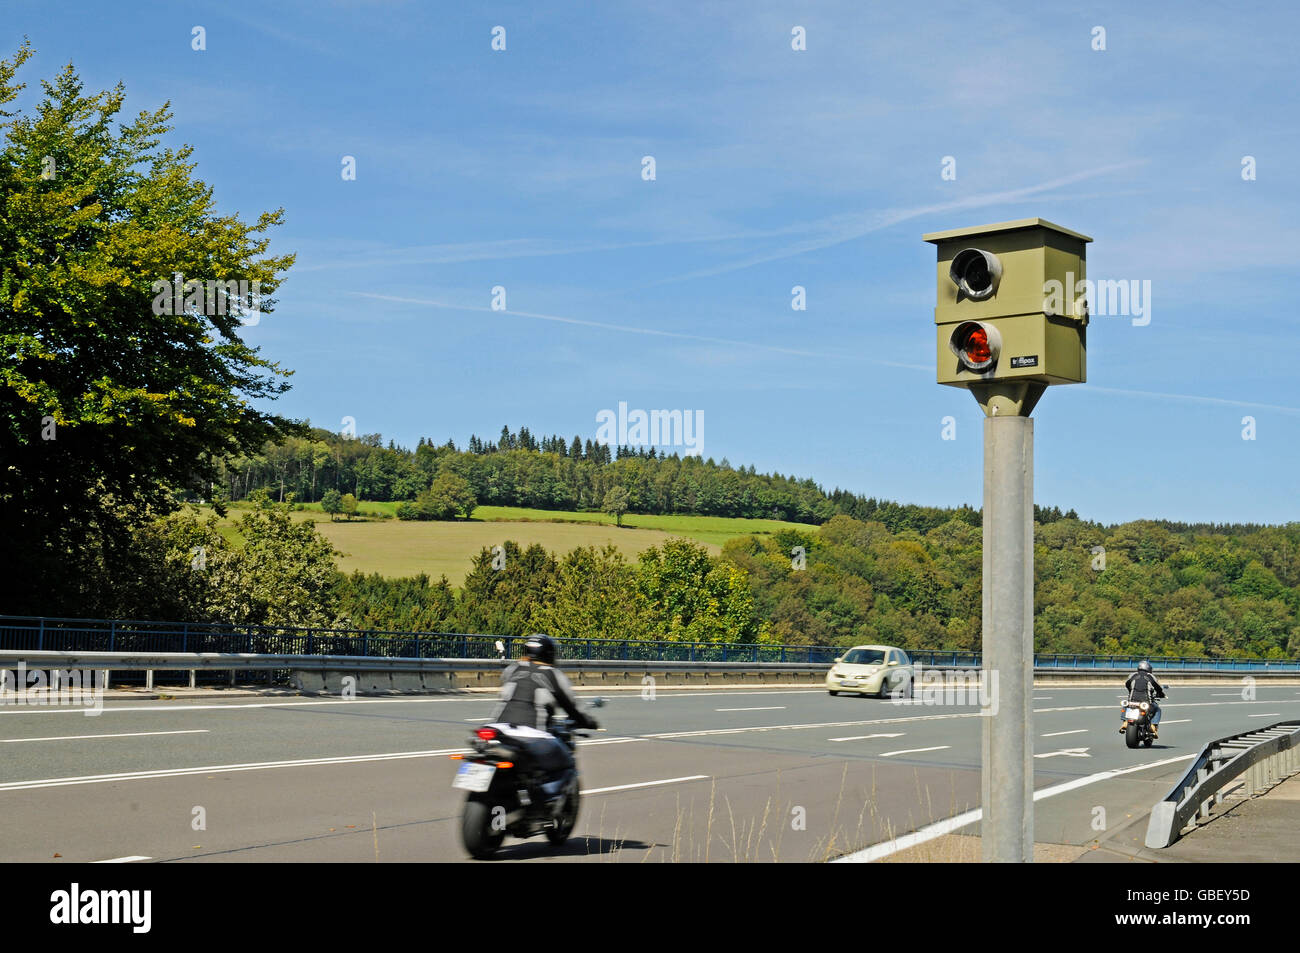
[840,680,857,687]
[1126,709,1142,721]
[452,762,496,792]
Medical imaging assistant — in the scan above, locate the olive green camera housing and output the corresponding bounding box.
[924,218,1092,390]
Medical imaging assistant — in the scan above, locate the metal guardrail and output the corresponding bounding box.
[0,650,827,674]
[1144,719,1300,849]
[2,616,1297,671]
[0,650,834,691]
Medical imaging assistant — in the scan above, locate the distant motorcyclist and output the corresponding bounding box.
[1123,660,1166,736]
[491,634,599,732]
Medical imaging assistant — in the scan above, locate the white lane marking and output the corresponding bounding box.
[1036,699,1300,714]
[624,691,822,698]
[91,855,152,863]
[645,711,985,740]
[585,775,709,795]
[1161,719,1193,725]
[833,753,1196,863]
[880,745,950,758]
[1041,729,1088,738]
[0,698,469,716]
[1248,713,1282,717]
[0,691,824,716]
[715,706,786,712]
[1034,747,1090,759]
[0,748,465,792]
[828,733,905,742]
[0,729,209,744]
[1032,697,1053,700]
[5,686,1290,717]
[1211,693,1242,696]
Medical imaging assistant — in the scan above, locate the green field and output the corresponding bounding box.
[204,502,811,585]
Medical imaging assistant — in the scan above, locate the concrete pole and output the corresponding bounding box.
[981,414,1035,863]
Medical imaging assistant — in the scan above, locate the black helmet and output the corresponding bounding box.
[1137,660,1152,673]
[522,634,558,665]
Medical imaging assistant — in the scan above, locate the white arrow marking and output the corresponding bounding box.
[1034,747,1091,759]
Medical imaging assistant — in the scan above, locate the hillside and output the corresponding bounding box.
[203,502,808,586]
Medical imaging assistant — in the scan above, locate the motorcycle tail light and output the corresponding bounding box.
[496,761,514,769]
[475,728,498,741]
[450,754,463,760]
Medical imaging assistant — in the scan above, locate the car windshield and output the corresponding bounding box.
[842,649,886,665]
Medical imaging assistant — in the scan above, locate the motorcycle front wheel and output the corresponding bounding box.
[462,797,506,858]
[546,780,580,846]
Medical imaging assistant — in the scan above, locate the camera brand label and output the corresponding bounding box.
[1010,355,1039,368]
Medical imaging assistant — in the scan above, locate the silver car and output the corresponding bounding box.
[826,645,914,698]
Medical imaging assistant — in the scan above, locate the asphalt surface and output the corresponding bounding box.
[2,684,1298,863]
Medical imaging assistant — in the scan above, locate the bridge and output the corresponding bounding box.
[1,620,1297,863]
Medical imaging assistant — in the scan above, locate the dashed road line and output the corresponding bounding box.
[880,745,950,758]
[0,729,209,744]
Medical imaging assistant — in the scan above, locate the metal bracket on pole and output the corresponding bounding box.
[969,381,1046,419]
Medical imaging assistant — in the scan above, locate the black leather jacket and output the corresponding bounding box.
[491,659,596,731]
[1125,670,1166,704]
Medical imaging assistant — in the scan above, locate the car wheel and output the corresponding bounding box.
[828,690,839,696]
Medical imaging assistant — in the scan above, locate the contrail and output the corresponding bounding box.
[634,160,1147,289]
[303,163,1144,276]
[1079,384,1300,417]
[346,291,928,368]
[345,296,1289,412]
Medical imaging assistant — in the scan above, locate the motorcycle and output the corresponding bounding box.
[452,698,604,858]
[1119,692,1165,749]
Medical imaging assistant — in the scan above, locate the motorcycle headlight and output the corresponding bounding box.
[1139,702,1148,711]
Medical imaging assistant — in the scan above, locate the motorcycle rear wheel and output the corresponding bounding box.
[1125,724,1140,749]
[462,797,506,858]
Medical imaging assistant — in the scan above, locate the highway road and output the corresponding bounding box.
[2,683,1298,862]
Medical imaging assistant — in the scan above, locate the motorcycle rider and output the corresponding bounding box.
[489,634,599,798]
[1122,660,1166,737]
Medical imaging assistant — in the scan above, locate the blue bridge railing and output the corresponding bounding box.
[0,616,1296,671]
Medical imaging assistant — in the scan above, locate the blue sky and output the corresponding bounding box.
[6,1,1299,524]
